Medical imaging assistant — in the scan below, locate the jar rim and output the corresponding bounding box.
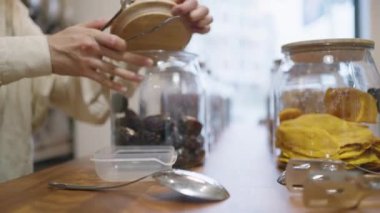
[131,49,198,57]
[281,38,375,54]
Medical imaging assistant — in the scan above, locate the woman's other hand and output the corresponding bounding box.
[172,0,213,34]
[47,19,153,92]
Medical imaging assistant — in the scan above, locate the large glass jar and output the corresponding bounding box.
[274,39,380,170]
[110,51,207,169]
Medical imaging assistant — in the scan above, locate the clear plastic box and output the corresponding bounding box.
[91,146,177,182]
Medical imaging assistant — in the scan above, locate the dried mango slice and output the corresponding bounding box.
[276,114,375,158]
[279,108,303,122]
[338,144,368,159]
[344,151,378,167]
[276,125,340,158]
[324,88,378,123]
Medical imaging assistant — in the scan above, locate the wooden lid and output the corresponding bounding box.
[282,38,375,54]
[111,0,192,51]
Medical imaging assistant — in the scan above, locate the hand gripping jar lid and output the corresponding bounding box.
[111,0,192,51]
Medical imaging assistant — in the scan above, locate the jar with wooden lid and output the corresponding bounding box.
[111,0,192,51]
[110,50,207,169]
[274,39,380,170]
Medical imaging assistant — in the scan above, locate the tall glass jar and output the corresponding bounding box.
[110,50,207,169]
[274,39,380,170]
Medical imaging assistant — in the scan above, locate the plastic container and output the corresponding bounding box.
[91,146,177,182]
[110,50,207,169]
[274,38,380,170]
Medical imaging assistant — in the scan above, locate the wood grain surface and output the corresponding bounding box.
[1,122,380,213]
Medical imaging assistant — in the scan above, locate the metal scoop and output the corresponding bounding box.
[49,169,230,201]
[101,0,129,31]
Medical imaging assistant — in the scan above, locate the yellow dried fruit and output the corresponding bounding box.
[279,108,303,122]
[276,114,375,159]
[324,88,378,123]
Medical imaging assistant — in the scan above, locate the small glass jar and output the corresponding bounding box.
[274,39,380,170]
[110,50,207,169]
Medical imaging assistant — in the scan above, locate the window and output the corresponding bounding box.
[186,0,356,121]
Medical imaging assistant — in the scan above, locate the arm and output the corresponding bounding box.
[0,36,51,85]
[6,1,151,126]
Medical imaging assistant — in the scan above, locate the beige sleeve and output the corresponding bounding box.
[0,36,52,85]
[7,1,111,125]
[48,76,110,124]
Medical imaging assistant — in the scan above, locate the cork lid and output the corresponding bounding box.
[111,0,192,51]
[282,38,375,54]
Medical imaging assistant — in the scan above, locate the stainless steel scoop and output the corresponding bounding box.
[101,0,129,31]
[49,169,230,201]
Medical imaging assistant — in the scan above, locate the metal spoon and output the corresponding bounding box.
[101,0,129,31]
[49,169,230,201]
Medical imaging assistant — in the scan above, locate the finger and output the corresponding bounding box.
[85,69,127,92]
[87,57,115,73]
[88,58,144,82]
[172,0,198,15]
[92,31,127,52]
[79,38,102,57]
[100,47,154,66]
[192,26,211,34]
[189,6,209,22]
[112,67,144,82]
[78,19,108,29]
[123,52,154,67]
[194,15,213,28]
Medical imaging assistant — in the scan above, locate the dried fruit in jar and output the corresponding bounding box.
[281,89,325,113]
[324,88,378,123]
[367,88,380,113]
[279,108,303,122]
[276,113,376,160]
[115,110,143,131]
[142,115,174,139]
[178,116,203,136]
[115,127,139,145]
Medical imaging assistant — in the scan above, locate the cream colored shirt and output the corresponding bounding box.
[0,0,110,182]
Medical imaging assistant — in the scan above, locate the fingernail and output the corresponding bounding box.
[146,59,154,66]
[119,86,128,93]
[136,74,145,81]
[171,7,181,15]
[97,18,108,23]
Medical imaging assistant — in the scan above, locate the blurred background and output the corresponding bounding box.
[24,0,380,168]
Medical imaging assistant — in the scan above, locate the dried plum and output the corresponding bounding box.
[183,136,204,150]
[115,110,143,131]
[138,130,162,145]
[178,116,203,136]
[142,115,174,138]
[112,106,206,168]
[115,127,139,145]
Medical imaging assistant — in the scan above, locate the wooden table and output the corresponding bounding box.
[1,122,380,213]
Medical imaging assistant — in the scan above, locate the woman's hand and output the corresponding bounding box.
[172,0,213,34]
[47,19,153,92]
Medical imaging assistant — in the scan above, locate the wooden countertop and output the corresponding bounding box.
[1,122,380,212]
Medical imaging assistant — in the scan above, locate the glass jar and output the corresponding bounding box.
[267,59,282,153]
[274,39,380,170]
[110,50,207,169]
